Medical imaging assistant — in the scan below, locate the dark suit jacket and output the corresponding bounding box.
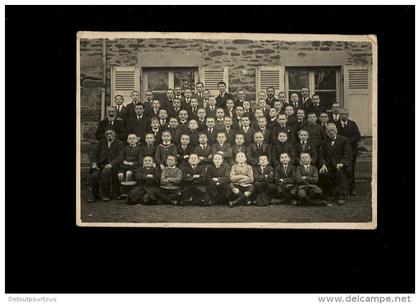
[302,123,325,147]
[296,164,319,185]
[194,144,213,165]
[115,105,129,121]
[181,164,206,187]
[294,141,318,166]
[186,105,199,120]
[197,118,207,132]
[253,165,274,183]
[223,127,237,146]
[206,163,231,185]
[95,118,127,142]
[139,144,157,164]
[211,142,233,164]
[290,101,304,112]
[232,145,247,160]
[271,125,295,145]
[204,128,218,145]
[215,92,234,108]
[177,144,195,165]
[319,135,353,169]
[307,104,324,117]
[238,126,254,146]
[336,120,361,157]
[247,143,272,166]
[135,166,160,186]
[254,127,272,145]
[127,116,149,140]
[271,142,296,166]
[329,113,341,125]
[125,102,142,119]
[155,143,177,166]
[266,97,279,108]
[90,139,125,169]
[205,106,217,118]
[274,164,296,184]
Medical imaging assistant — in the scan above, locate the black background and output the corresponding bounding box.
[5,6,414,293]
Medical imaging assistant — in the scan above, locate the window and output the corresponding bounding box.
[142,67,198,100]
[285,67,341,109]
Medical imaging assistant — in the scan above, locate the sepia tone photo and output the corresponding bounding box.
[77,32,377,228]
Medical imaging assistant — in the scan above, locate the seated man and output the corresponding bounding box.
[318,123,353,205]
[89,129,124,202]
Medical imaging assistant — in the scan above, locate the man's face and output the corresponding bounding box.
[238,90,246,100]
[280,153,290,165]
[197,109,206,119]
[226,100,234,109]
[107,108,116,119]
[151,120,160,129]
[224,117,232,128]
[166,156,176,167]
[199,134,208,144]
[213,154,223,166]
[105,130,116,141]
[127,134,138,145]
[298,131,309,142]
[285,106,294,116]
[277,115,287,125]
[203,90,210,99]
[173,99,181,108]
[312,95,320,105]
[320,113,329,124]
[131,91,140,102]
[301,88,309,98]
[179,110,188,121]
[114,96,124,105]
[188,154,199,165]
[145,91,153,101]
[300,153,311,165]
[180,135,190,145]
[217,134,227,144]
[208,97,216,106]
[259,156,268,166]
[277,132,288,143]
[134,105,144,116]
[216,109,225,119]
[152,100,160,109]
[159,110,168,119]
[258,118,267,129]
[174,87,182,96]
[241,117,250,127]
[217,83,226,93]
[340,112,349,121]
[291,94,299,102]
[167,91,175,99]
[188,120,198,130]
[243,101,251,110]
[308,114,317,124]
[162,132,172,142]
[206,119,215,128]
[254,132,264,144]
[297,110,305,119]
[196,83,204,93]
[184,89,192,98]
[191,99,198,107]
[236,107,244,116]
[267,88,275,98]
[145,135,155,145]
[235,135,244,145]
[169,119,178,128]
[326,125,338,138]
[332,103,341,114]
[143,156,154,168]
[278,93,287,102]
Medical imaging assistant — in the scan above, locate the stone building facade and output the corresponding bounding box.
[80,37,373,152]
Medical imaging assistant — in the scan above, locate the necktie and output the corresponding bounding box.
[302,142,306,150]
[284,165,287,175]
[305,166,309,173]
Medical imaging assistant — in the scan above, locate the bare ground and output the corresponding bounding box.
[80,180,372,224]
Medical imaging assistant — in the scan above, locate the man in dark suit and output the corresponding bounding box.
[174,85,185,104]
[329,103,342,124]
[294,129,318,166]
[113,95,129,122]
[215,81,234,108]
[247,132,272,166]
[336,109,361,195]
[266,86,279,108]
[204,117,218,145]
[180,154,209,205]
[306,94,324,118]
[125,90,142,119]
[89,129,125,202]
[127,103,149,141]
[194,81,205,105]
[142,90,155,116]
[300,87,312,108]
[95,106,127,142]
[318,123,353,205]
[290,93,303,112]
[160,89,175,110]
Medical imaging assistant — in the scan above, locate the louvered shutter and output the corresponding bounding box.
[256,66,285,96]
[200,67,229,96]
[343,65,371,136]
[111,66,140,105]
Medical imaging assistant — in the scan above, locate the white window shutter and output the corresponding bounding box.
[200,66,229,96]
[111,66,140,105]
[256,66,285,96]
[343,65,371,136]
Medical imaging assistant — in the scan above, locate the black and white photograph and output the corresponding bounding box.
[77,31,377,228]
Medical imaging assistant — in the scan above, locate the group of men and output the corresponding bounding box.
[88,81,361,207]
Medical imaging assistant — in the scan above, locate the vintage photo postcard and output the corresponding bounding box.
[76,32,377,229]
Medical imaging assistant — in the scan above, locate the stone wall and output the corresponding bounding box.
[80,38,372,142]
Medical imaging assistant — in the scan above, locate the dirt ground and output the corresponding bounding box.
[79,180,372,224]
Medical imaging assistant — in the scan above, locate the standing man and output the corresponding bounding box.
[318,123,353,205]
[142,90,154,116]
[195,81,205,104]
[330,103,342,124]
[300,87,311,108]
[125,90,142,119]
[215,81,234,109]
[266,86,279,108]
[290,93,303,112]
[336,108,361,196]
